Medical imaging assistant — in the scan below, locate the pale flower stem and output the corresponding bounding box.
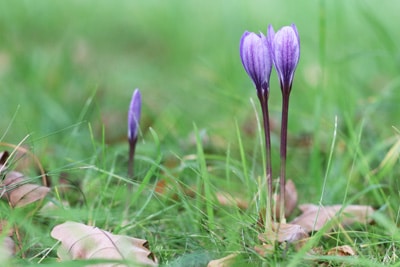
[280,92,290,223]
[257,91,273,226]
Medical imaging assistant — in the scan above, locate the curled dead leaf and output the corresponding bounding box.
[290,204,375,232]
[1,170,50,207]
[51,221,158,266]
[0,146,48,186]
[259,222,309,244]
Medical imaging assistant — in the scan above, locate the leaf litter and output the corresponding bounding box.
[51,221,158,266]
[209,178,373,265]
[0,150,49,208]
[291,204,375,233]
[0,220,16,261]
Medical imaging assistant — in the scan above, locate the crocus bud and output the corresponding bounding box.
[269,24,300,94]
[128,89,141,145]
[240,31,272,93]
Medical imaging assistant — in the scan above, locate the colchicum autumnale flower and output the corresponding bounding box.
[128,88,142,178]
[269,24,300,222]
[240,30,274,221]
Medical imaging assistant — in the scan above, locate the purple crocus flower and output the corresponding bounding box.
[240,30,274,216]
[240,31,272,94]
[268,24,300,94]
[269,24,300,223]
[128,89,141,145]
[127,88,141,178]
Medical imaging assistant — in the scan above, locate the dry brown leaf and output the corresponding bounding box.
[0,149,49,207]
[259,222,308,244]
[326,245,356,256]
[290,204,375,232]
[216,192,248,209]
[256,222,308,256]
[51,221,157,266]
[1,170,50,207]
[254,243,275,257]
[0,146,48,186]
[207,253,238,267]
[0,237,15,260]
[0,220,15,261]
[273,179,298,218]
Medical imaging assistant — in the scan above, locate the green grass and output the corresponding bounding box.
[1,0,400,266]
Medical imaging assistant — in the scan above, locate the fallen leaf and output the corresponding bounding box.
[216,192,248,209]
[290,204,375,232]
[326,245,356,256]
[0,149,49,207]
[0,146,48,186]
[51,221,157,266]
[207,253,238,267]
[256,222,308,256]
[0,237,15,260]
[254,243,275,257]
[258,222,309,244]
[273,179,298,218]
[0,220,15,261]
[1,170,50,207]
[305,245,356,266]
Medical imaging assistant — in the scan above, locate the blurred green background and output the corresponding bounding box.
[1,1,399,203]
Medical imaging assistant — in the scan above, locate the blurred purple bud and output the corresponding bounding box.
[128,89,141,144]
[240,31,272,93]
[269,24,300,93]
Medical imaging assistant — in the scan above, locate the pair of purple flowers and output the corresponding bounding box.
[240,24,300,222]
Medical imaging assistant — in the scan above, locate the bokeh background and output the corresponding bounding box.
[1,1,399,204]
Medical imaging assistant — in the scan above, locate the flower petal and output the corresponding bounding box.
[240,31,272,92]
[128,89,142,143]
[271,24,300,93]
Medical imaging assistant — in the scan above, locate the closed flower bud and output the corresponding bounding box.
[269,24,300,93]
[240,31,272,93]
[128,89,141,144]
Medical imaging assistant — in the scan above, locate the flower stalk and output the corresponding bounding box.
[257,89,273,209]
[269,24,300,223]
